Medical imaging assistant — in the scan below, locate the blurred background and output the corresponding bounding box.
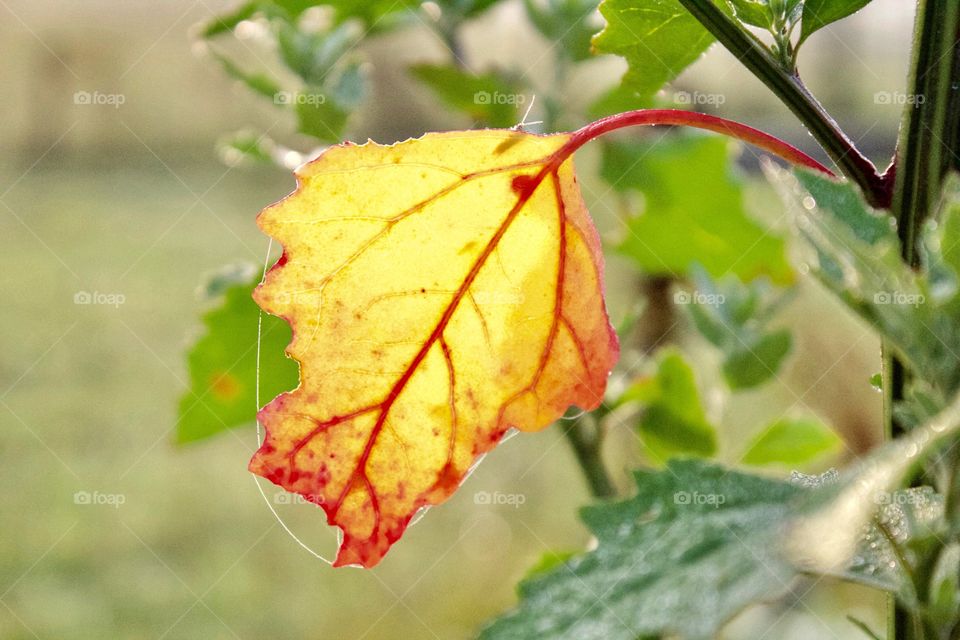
[0,0,915,638]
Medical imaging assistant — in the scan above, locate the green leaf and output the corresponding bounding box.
[480,460,802,640]
[592,0,717,102]
[177,264,298,444]
[721,329,792,389]
[724,0,772,28]
[276,21,361,87]
[293,88,350,141]
[789,393,960,583]
[483,397,960,640]
[410,64,525,128]
[605,134,793,284]
[523,0,600,61]
[742,416,842,466]
[799,0,873,45]
[624,350,718,460]
[771,167,960,397]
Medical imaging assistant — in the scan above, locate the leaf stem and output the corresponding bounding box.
[544,108,834,176]
[675,0,890,208]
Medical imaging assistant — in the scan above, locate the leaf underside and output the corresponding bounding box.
[252,130,619,567]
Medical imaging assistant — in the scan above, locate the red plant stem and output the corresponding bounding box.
[542,109,835,177]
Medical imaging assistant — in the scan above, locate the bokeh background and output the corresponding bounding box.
[0,0,915,638]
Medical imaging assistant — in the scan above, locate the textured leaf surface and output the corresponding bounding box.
[253,130,619,567]
[480,460,800,640]
[593,0,716,102]
[178,265,298,443]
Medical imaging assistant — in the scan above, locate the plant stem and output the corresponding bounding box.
[888,1,960,638]
[890,0,960,269]
[676,0,890,208]
[563,414,617,499]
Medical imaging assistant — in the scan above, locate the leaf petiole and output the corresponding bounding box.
[542,109,834,178]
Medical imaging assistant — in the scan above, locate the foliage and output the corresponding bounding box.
[183,0,960,638]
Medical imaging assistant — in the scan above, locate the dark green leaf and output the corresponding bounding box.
[177,264,298,443]
[481,460,801,640]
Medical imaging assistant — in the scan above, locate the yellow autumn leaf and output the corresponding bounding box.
[252,129,619,568]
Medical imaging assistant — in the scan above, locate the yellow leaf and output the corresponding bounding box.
[252,130,619,567]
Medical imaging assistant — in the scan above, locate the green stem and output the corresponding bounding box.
[564,414,617,499]
[676,0,890,208]
[888,2,960,638]
[890,0,960,269]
